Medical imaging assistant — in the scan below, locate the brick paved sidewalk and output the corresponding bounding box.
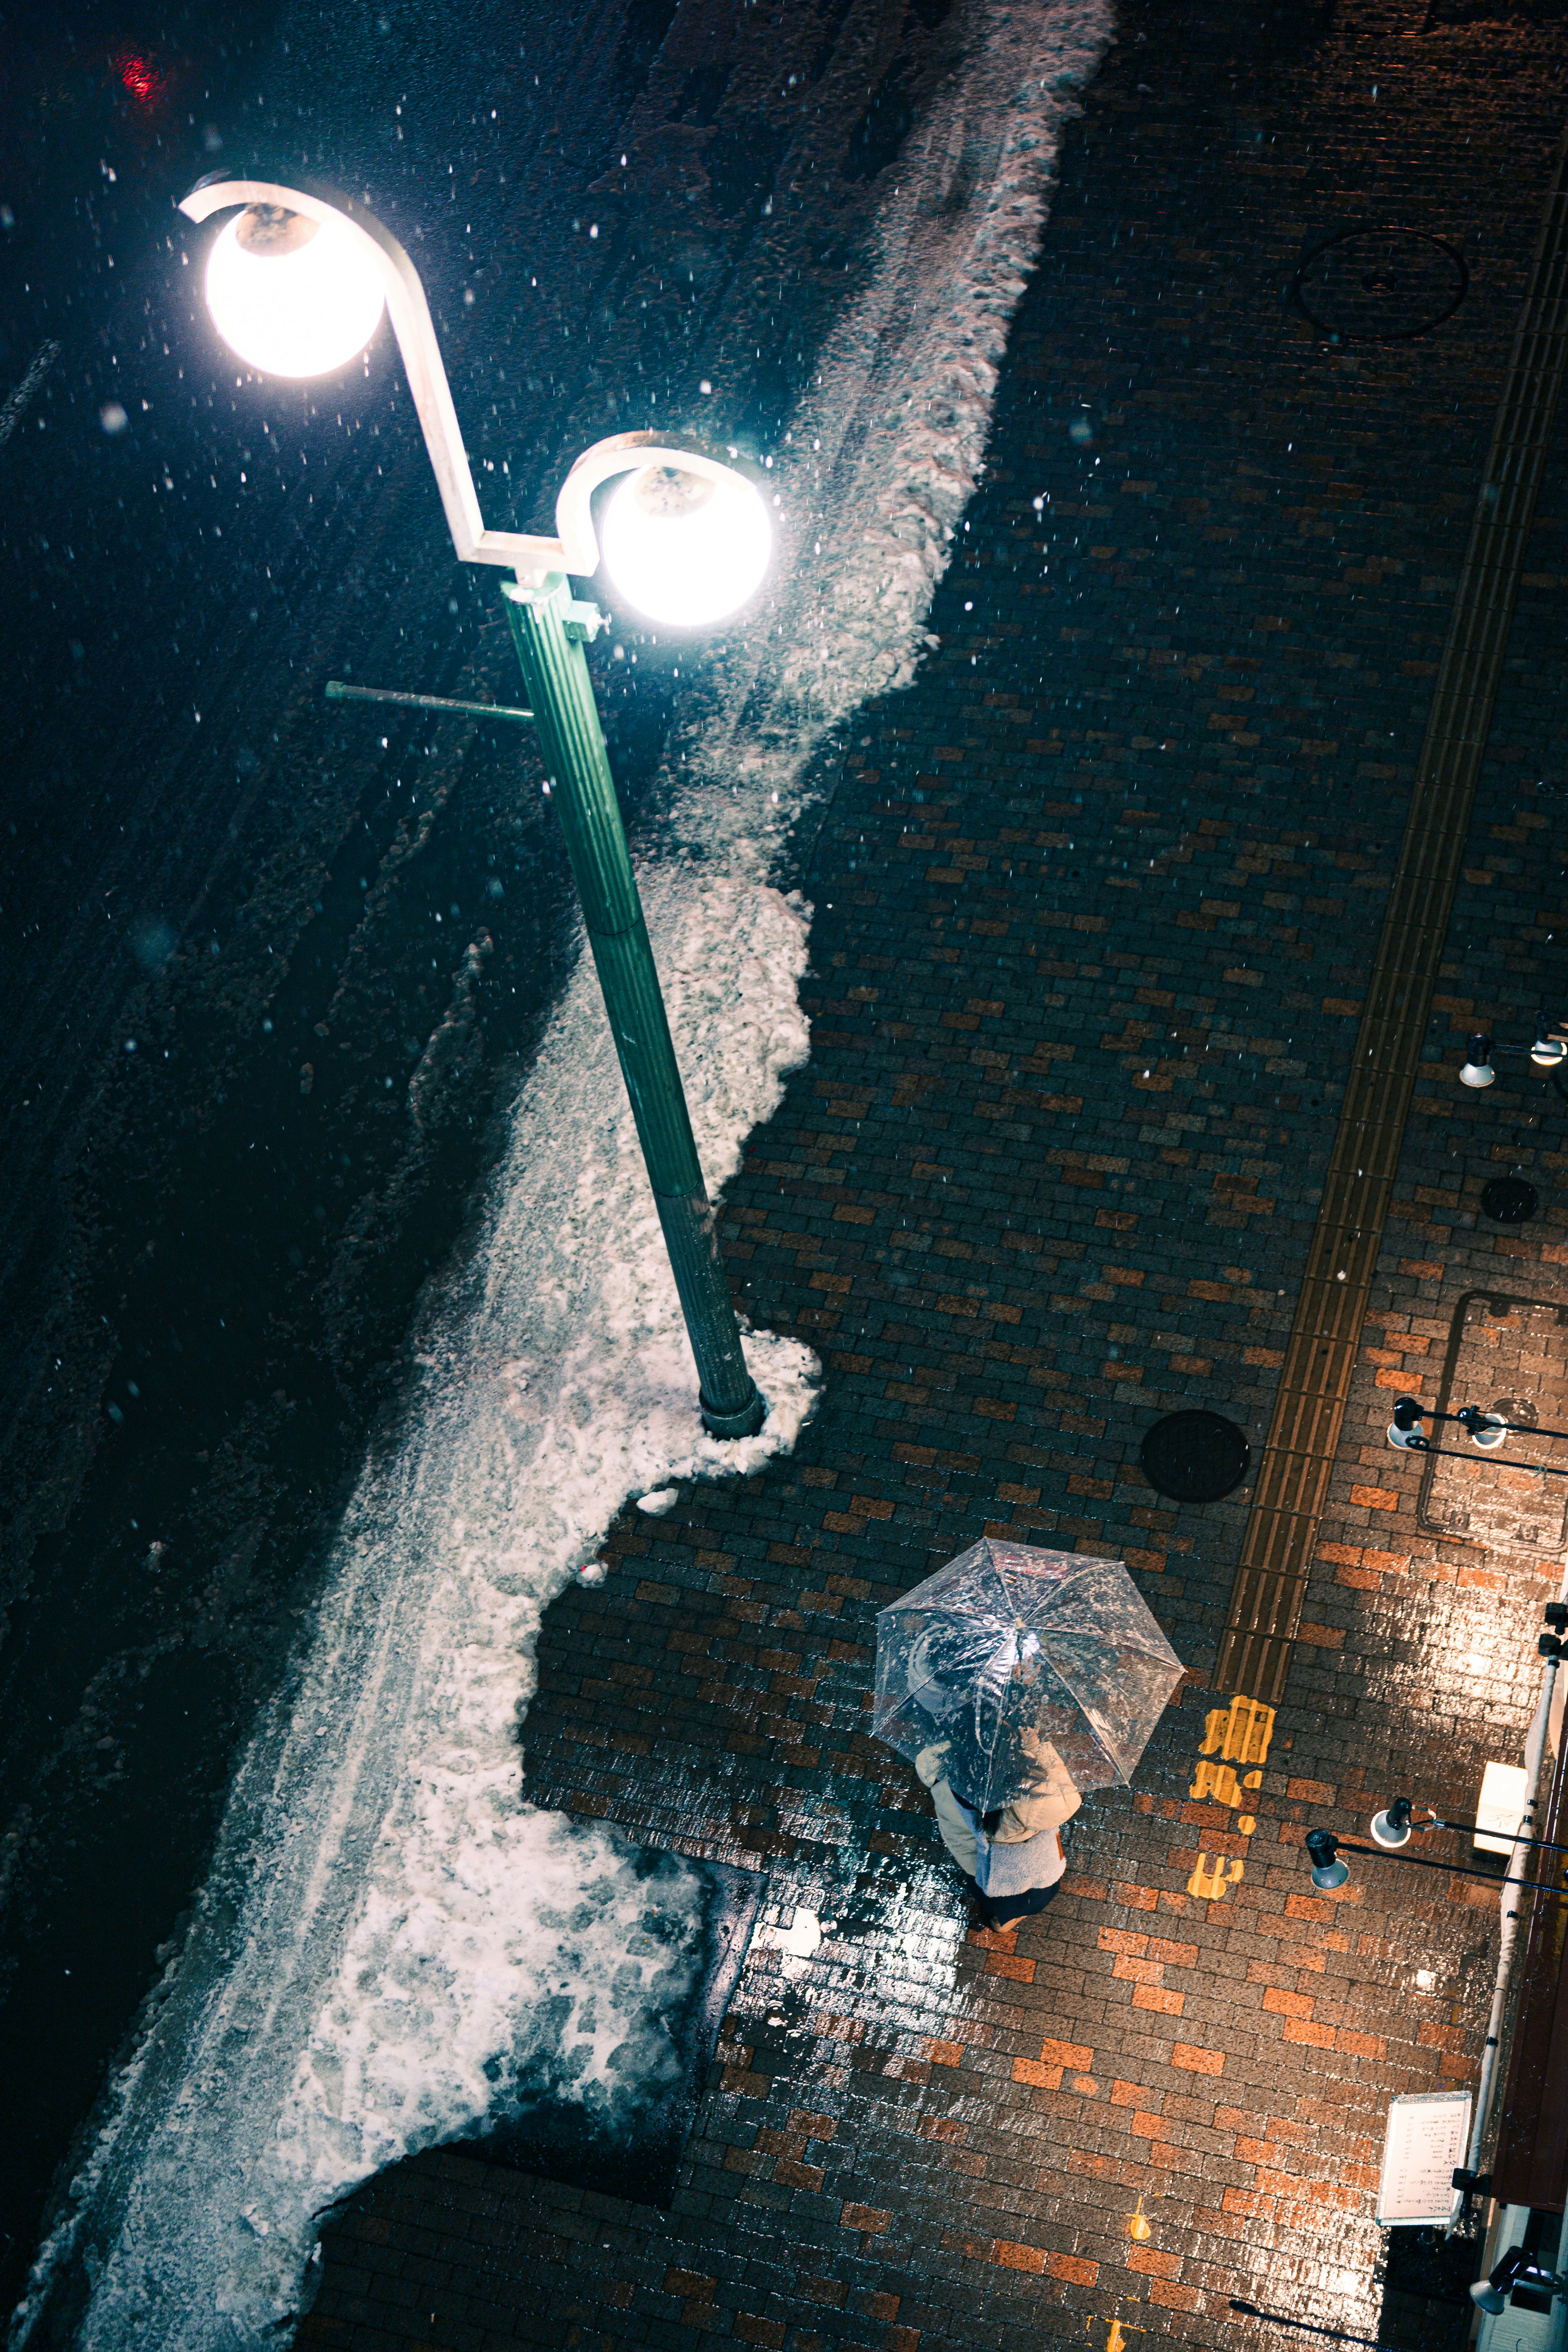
[301,2,1568,2347]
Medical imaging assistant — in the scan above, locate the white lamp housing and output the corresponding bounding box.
[1532,1031,1567,1069]
[204,204,385,378]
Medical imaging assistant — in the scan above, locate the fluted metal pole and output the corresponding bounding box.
[502,572,764,1439]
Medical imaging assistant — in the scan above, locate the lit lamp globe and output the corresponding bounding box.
[599,462,771,628]
[205,204,385,379]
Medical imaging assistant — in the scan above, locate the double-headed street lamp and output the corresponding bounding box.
[178,172,775,1437]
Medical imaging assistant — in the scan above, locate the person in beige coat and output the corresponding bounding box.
[915,1728,1081,1929]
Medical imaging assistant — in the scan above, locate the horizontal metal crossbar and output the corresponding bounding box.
[325,679,535,722]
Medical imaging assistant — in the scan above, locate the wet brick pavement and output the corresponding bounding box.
[300,2,1568,2347]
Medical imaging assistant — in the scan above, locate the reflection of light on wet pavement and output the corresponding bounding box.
[1421,1296,1568,1553]
[757,1907,824,1978]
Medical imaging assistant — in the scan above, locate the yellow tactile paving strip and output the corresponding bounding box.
[1216,131,1568,1707]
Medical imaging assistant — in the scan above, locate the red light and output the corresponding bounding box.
[116,53,164,103]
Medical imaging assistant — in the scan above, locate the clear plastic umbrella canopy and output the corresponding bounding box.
[872,1539,1185,1812]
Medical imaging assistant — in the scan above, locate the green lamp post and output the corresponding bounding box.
[179,172,772,1437]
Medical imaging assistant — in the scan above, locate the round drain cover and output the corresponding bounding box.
[1139,1410,1250,1504]
[1292,226,1468,343]
[1482,1176,1538,1224]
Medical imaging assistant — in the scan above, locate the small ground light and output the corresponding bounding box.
[1460,1031,1495,1086]
[1472,2246,1568,2315]
[1371,1796,1414,1848]
[1461,1016,1568,1089]
[1305,1829,1349,1890]
[1531,1014,1567,1068]
[1388,1396,1424,1448]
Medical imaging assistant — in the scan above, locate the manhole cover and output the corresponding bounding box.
[1139,1410,1250,1504]
[1291,227,1468,343]
[1482,1177,1538,1224]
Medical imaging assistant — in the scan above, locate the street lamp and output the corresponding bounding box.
[178,171,774,1438]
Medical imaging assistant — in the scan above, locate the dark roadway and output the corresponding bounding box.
[0,0,986,2310]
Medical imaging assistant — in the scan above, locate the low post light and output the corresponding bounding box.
[1457,1012,1568,1091]
[1370,1795,1413,1849]
[1387,1393,1568,1471]
[1471,2245,1568,2316]
[1305,1829,1350,1890]
[178,171,773,1439]
[1532,1014,1568,1069]
[1459,1032,1495,1087]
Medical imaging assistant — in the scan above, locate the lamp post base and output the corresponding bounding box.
[699,1392,768,1441]
[654,1189,766,1439]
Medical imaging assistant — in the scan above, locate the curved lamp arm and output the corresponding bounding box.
[178,175,750,587]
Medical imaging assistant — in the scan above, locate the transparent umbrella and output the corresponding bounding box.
[872,1538,1185,1811]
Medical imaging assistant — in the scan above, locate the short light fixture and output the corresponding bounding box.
[1532,1013,1568,1069]
[1388,1395,1425,1449]
[1305,1829,1349,1890]
[1304,1805,1568,1902]
[1386,1394,1567,1466]
[1471,2245,1568,2316]
[1460,1031,1495,1087]
[1370,1795,1414,1849]
[1459,1013,1568,1089]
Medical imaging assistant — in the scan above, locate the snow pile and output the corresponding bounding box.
[11,0,1110,2337]
[13,875,815,2346]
